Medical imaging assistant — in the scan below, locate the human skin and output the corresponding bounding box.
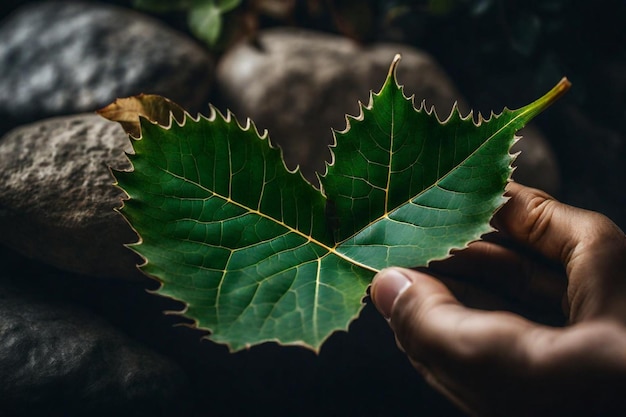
[370,182,626,417]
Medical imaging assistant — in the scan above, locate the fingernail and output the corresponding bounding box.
[372,268,412,319]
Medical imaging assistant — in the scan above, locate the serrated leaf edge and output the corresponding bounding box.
[110,104,378,351]
[109,58,570,351]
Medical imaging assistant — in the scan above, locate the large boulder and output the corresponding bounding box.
[0,114,142,280]
[0,1,214,132]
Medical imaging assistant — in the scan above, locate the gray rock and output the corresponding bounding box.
[0,1,213,127]
[0,280,192,417]
[216,28,559,192]
[0,113,142,280]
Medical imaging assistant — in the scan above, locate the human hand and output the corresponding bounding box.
[370,182,626,416]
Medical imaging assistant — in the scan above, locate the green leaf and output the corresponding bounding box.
[188,2,223,47]
[320,58,567,270]
[133,0,241,46]
[112,56,569,352]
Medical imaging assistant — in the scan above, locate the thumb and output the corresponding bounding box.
[370,267,535,356]
[370,268,626,417]
[370,267,541,413]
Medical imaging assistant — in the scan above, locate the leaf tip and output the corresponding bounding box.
[542,77,571,108]
[556,77,572,94]
[517,77,571,122]
[389,53,402,79]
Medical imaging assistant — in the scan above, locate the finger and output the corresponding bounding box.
[495,182,626,321]
[371,268,538,363]
[370,267,548,414]
[495,182,621,266]
[494,182,577,262]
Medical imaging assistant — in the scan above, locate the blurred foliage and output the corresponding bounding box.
[131,0,380,49]
[133,0,242,46]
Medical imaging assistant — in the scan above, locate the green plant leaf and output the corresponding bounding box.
[133,0,241,46]
[111,56,569,352]
[188,2,223,46]
[320,59,569,270]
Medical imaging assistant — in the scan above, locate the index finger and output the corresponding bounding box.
[494,182,616,265]
[494,182,626,321]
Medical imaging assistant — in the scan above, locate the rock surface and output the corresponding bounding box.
[0,1,213,130]
[0,275,191,417]
[216,28,560,192]
[0,114,142,280]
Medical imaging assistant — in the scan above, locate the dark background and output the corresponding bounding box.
[1,1,624,416]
